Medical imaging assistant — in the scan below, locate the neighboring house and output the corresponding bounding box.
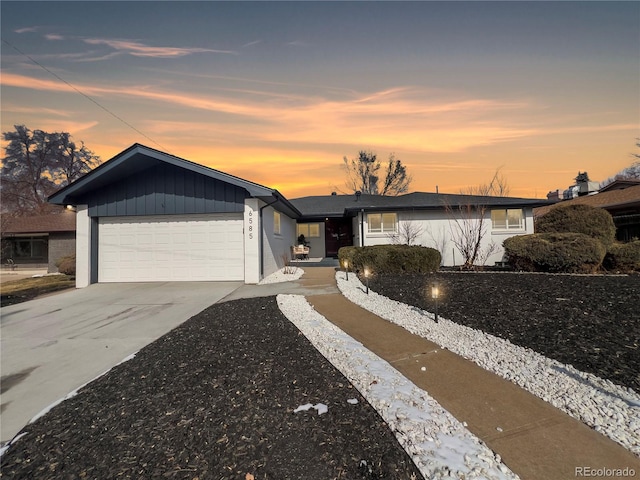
[535,183,640,242]
[290,192,547,266]
[48,143,550,287]
[1,212,76,272]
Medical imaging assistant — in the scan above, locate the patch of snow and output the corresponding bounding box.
[347,398,359,405]
[278,294,518,480]
[293,402,328,415]
[335,272,640,456]
[258,267,304,285]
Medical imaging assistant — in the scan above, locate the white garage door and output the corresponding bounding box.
[98,214,244,282]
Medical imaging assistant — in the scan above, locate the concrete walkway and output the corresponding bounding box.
[301,268,640,480]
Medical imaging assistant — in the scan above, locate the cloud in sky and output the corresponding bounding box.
[82,38,237,58]
[1,71,542,154]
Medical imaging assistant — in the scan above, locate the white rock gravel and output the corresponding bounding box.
[335,272,640,457]
[278,294,519,480]
[258,267,304,284]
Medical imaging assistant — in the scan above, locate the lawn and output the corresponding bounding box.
[0,275,75,306]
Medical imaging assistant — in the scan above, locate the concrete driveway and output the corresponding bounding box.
[1,281,241,444]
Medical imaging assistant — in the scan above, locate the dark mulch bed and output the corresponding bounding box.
[1,297,421,480]
[368,272,640,393]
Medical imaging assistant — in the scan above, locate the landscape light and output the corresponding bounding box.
[431,282,440,323]
[364,267,370,294]
[344,259,349,281]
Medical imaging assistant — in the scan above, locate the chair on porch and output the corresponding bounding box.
[291,245,310,260]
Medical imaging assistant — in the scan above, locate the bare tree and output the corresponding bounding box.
[388,221,424,245]
[342,150,412,195]
[600,140,640,189]
[446,168,508,269]
[52,133,101,185]
[1,125,100,215]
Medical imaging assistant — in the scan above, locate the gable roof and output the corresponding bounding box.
[48,144,300,217]
[534,184,640,217]
[1,212,76,235]
[291,192,551,218]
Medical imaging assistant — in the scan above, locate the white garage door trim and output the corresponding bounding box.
[98,214,244,282]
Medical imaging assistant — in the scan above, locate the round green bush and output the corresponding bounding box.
[504,233,606,273]
[338,245,440,274]
[536,204,616,246]
[55,254,76,276]
[604,241,640,272]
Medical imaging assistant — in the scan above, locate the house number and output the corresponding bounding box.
[248,211,253,239]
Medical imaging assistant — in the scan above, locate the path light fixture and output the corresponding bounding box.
[431,282,440,323]
[364,267,371,294]
[344,259,349,281]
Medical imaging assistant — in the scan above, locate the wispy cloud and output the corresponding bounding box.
[14,26,39,34]
[45,34,65,41]
[1,72,540,154]
[242,40,262,48]
[83,38,237,58]
[2,105,72,117]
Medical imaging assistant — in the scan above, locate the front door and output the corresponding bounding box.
[325,218,353,257]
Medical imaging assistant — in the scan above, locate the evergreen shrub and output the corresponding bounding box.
[536,204,616,246]
[503,233,606,273]
[604,241,640,272]
[338,245,440,275]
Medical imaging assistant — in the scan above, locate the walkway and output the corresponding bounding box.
[301,267,640,480]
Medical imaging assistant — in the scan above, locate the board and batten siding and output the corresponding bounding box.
[79,163,247,217]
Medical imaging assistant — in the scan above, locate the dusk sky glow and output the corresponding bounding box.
[2,1,639,199]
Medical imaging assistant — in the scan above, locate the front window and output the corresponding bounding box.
[274,211,281,235]
[297,223,321,238]
[367,213,397,233]
[491,208,525,230]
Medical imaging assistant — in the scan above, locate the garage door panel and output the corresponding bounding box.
[98,214,244,282]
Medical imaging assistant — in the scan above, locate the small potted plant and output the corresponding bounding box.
[297,234,309,247]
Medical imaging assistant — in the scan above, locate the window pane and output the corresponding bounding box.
[297,224,308,237]
[382,213,397,232]
[507,209,524,229]
[309,224,320,237]
[491,210,507,229]
[368,214,382,232]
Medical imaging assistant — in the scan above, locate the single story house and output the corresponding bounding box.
[290,192,548,266]
[49,143,550,287]
[1,212,76,272]
[535,182,640,242]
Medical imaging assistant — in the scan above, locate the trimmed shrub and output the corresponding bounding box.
[338,245,441,275]
[55,254,76,276]
[503,233,606,273]
[604,241,640,272]
[536,204,616,247]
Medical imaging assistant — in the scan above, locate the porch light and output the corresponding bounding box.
[65,205,76,211]
[364,267,371,294]
[431,282,440,323]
